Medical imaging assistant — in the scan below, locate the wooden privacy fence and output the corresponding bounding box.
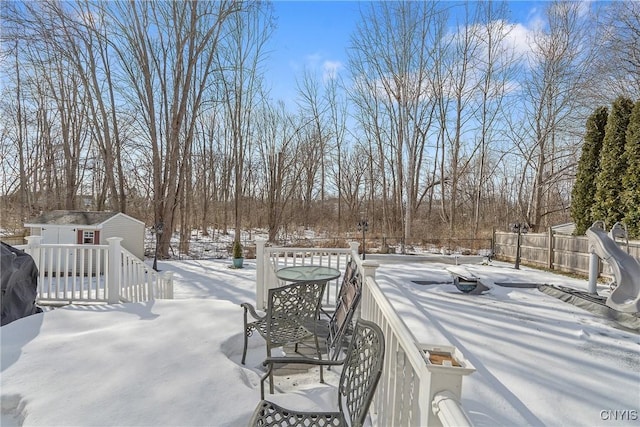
[493,229,640,278]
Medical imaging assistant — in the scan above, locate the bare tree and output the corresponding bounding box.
[295,69,331,222]
[514,1,597,231]
[107,1,239,257]
[254,102,306,241]
[349,1,442,242]
[215,1,274,248]
[471,2,516,237]
[324,75,348,229]
[442,3,481,235]
[594,2,640,100]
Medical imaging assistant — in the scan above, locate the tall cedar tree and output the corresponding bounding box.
[571,106,608,235]
[622,100,640,238]
[592,96,634,228]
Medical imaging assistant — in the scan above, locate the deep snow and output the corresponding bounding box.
[1,256,638,426]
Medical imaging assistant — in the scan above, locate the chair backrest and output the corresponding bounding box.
[338,319,385,427]
[340,260,357,290]
[266,280,326,344]
[327,260,362,359]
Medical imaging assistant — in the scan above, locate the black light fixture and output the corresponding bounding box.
[510,222,529,270]
[357,218,369,260]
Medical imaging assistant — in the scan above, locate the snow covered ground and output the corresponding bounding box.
[1,256,639,426]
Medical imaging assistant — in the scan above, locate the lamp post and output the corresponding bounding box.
[357,219,368,260]
[153,221,164,272]
[510,222,528,270]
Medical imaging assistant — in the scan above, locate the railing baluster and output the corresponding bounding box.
[79,248,85,299]
[89,248,95,299]
[55,246,61,298]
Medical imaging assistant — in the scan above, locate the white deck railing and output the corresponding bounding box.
[21,236,173,304]
[255,240,359,311]
[255,241,476,426]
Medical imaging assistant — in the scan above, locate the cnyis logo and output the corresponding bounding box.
[600,410,638,421]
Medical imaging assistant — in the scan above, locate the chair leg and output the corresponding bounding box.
[260,363,274,400]
[241,310,249,365]
[242,330,248,365]
[267,345,275,395]
[315,332,324,383]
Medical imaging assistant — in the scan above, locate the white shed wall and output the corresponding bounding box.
[101,214,145,260]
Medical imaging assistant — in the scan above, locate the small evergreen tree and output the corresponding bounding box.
[571,106,608,235]
[233,239,243,259]
[622,100,640,238]
[592,96,634,228]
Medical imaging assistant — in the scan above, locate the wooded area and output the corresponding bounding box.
[1,1,639,255]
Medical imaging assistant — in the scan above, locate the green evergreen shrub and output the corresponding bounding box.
[622,100,640,238]
[233,240,243,259]
[592,96,634,229]
[571,106,608,235]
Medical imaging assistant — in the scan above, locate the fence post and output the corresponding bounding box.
[358,260,380,322]
[25,236,43,298]
[547,227,554,269]
[256,239,266,309]
[362,259,379,280]
[348,241,360,258]
[107,237,122,304]
[25,235,42,269]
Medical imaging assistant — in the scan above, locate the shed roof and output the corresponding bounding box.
[25,210,120,227]
[551,222,576,235]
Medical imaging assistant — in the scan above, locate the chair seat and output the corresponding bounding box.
[250,318,315,346]
[250,399,345,427]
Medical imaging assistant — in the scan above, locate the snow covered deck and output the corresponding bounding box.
[2,256,638,426]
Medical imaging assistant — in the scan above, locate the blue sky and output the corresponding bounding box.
[267,1,362,106]
[265,1,547,108]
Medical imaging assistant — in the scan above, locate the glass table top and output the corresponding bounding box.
[276,265,341,282]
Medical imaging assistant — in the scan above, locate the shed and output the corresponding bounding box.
[24,210,145,260]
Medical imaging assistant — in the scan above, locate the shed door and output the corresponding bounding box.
[41,227,75,244]
[59,228,76,244]
[42,227,76,275]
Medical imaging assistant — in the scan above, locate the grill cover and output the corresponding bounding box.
[1,242,42,326]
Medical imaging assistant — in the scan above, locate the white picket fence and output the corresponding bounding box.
[21,236,173,304]
[255,240,476,427]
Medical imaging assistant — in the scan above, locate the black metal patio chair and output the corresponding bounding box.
[248,319,385,427]
[241,280,327,391]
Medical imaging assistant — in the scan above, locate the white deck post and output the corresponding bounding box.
[358,260,379,322]
[25,235,43,270]
[348,241,360,258]
[25,236,43,296]
[362,259,379,279]
[107,237,122,304]
[256,239,266,309]
[420,344,476,427]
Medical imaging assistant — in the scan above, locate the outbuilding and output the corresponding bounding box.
[24,210,145,260]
